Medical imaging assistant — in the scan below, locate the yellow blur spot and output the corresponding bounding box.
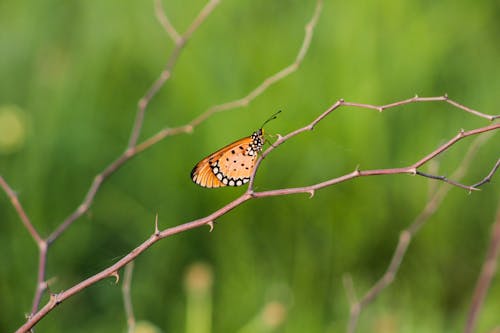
[133,321,162,333]
[0,105,28,154]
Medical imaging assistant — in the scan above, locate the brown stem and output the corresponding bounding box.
[0,175,42,244]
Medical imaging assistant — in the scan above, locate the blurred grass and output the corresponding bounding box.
[1,0,499,332]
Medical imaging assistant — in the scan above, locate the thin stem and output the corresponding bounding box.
[155,0,181,42]
[0,175,42,244]
[188,0,324,129]
[30,242,48,315]
[122,262,136,333]
[464,202,500,333]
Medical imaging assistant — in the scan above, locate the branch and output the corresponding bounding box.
[47,0,322,244]
[155,0,181,43]
[187,0,324,128]
[344,132,498,333]
[0,175,42,244]
[472,158,500,188]
[0,176,50,314]
[464,202,500,333]
[15,101,499,332]
[342,94,498,121]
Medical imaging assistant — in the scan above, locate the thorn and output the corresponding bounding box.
[154,213,160,235]
[460,128,465,134]
[49,293,62,306]
[49,293,57,305]
[409,168,417,175]
[444,93,449,99]
[307,190,315,198]
[354,165,361,176]
[339,98,345,103]
[377,107,383,112]
[207,221,215,232]
[111,271,120,284]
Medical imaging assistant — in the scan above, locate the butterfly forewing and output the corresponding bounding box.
[191,130,265,188]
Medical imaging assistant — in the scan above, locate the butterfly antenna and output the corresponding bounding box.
[260,110,282,129]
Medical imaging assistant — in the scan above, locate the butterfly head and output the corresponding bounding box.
[249,128,265,155]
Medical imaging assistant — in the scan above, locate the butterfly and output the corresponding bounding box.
[191,111,280,188]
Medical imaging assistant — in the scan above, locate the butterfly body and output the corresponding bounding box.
[191,129,265,188]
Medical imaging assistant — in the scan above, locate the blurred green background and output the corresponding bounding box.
[1,0,499,332]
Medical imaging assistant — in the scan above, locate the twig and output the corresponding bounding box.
[342,94,497,121]
[122,262,136,333]
[344,132,498,333]
[472,158,500,188]
[0,175,49,314]
[15,104,499,333]
[155,0,181,42]
[0,176,42,244]
[31,244,49,315]
[128,0,220,148]
[464,202,500,333]
[249,118,499,195]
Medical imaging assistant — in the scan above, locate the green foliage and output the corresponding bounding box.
[0,0,499,332]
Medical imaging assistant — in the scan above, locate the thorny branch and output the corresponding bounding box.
[13,100,500,332]
[343,131,498,333]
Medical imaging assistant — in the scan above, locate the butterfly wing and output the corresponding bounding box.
[191,131,264,188]
[190,151,226,188]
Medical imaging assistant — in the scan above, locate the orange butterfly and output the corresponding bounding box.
[191,111,280,188]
